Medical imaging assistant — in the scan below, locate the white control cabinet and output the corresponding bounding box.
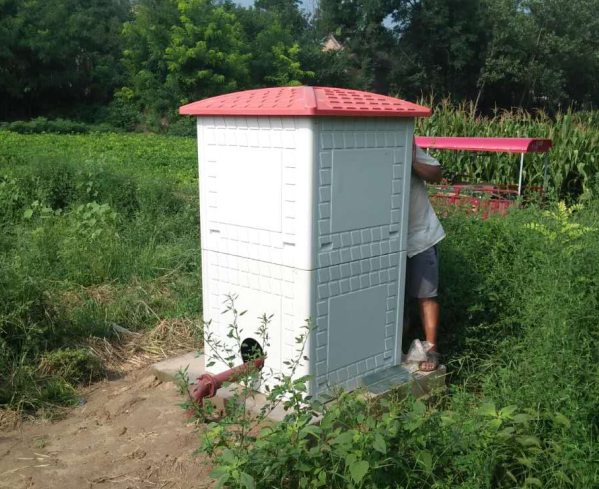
[181,87,431,396]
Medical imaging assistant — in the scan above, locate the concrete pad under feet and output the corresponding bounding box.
[359,363,447,400]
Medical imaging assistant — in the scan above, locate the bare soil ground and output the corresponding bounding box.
[0,368,210,489]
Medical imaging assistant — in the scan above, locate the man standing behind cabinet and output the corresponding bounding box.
[406,142,445,371]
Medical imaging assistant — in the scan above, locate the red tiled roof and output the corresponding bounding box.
[180,86,431,118]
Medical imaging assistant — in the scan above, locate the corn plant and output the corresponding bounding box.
[416,99,599,200]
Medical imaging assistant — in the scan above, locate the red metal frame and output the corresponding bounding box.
[430,183,521,219]
[415,136,552,218]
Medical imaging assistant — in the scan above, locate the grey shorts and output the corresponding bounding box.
[406,246,439,299]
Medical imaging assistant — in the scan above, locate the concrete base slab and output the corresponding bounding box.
[208,385,291,423]
[149,351,205,384]
[150,351,447,421]
[360,363,447,399]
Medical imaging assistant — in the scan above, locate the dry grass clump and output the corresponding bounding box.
[0,408,22,431]
[87,318,202,375]
[0,318,201,431]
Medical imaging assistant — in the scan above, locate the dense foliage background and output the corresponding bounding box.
[2,1,599,486]
[2,0,599,125]
[2,130,598,486]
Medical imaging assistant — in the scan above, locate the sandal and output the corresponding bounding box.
[419,350,440,372]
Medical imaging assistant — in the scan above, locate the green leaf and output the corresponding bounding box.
[498,427,515,437]
[331,431,354,446]
[23,209,33,219]
[211,468,230,489]
[345,453,357,467]
[517,435,541,448]
[300,425,322,439]
[499,405,518,418]
[318,470,326,485]
[372,433,387,454]
[220,448,236,464]
[488,418,503,430]
[349,460,369,483]
[524,477,543,487]
[512,413,533,424]
[412,400,426,415]
[213,474,230,489]
[240,472,256,489]
[416,450,433,472]
[211,466,229,479]
[477,402,497,417]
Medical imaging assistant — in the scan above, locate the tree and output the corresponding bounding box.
[122,0,250,121]
[0,0,130,119]
[164,0,251,104]
[390,0,489,103]
[477,0,599,110]
[254,0,308,35]
[389,0,599,111]
[315,0,397,92]
[233,7,314,88]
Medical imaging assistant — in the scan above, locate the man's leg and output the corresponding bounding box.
[406,246,440,371]
[418,297,439,370]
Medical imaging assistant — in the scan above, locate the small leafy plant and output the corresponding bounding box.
[178,294,318,488]
[179,296,579,489]
[524,201,596,254]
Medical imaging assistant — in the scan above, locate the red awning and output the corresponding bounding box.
[415,137,552,154]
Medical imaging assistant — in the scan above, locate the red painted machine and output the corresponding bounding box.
[415,137,553,219]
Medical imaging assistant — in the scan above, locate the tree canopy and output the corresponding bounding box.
[1,0,599,123]
[0,0,130,119]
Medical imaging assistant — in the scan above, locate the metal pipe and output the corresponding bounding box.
[189,357,265,407]
[517,153,525,196]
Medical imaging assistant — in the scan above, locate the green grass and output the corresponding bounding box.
[192,202,599,489]
[434,201,599,488]
[0,132,201,414]
[1,113,599,486]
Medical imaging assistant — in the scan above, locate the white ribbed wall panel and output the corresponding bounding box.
[196,115,414,396]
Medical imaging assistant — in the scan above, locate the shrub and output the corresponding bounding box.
[39,348,102,385]
[104,87,142,131]
[165,116,197,137]
[181,293,595,488]
[0,132,201,414]
[0,117,118,135]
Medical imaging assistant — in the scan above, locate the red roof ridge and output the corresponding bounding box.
[303,85,317,113]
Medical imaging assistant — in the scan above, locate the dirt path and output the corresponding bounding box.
[0,369,211,489]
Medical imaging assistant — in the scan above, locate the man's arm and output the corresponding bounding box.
[412,161,443,183]
[412,144,443,183]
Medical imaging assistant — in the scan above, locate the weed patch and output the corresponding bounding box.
[0,133,201,417]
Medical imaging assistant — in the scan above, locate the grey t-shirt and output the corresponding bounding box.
[407,146,446,258]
